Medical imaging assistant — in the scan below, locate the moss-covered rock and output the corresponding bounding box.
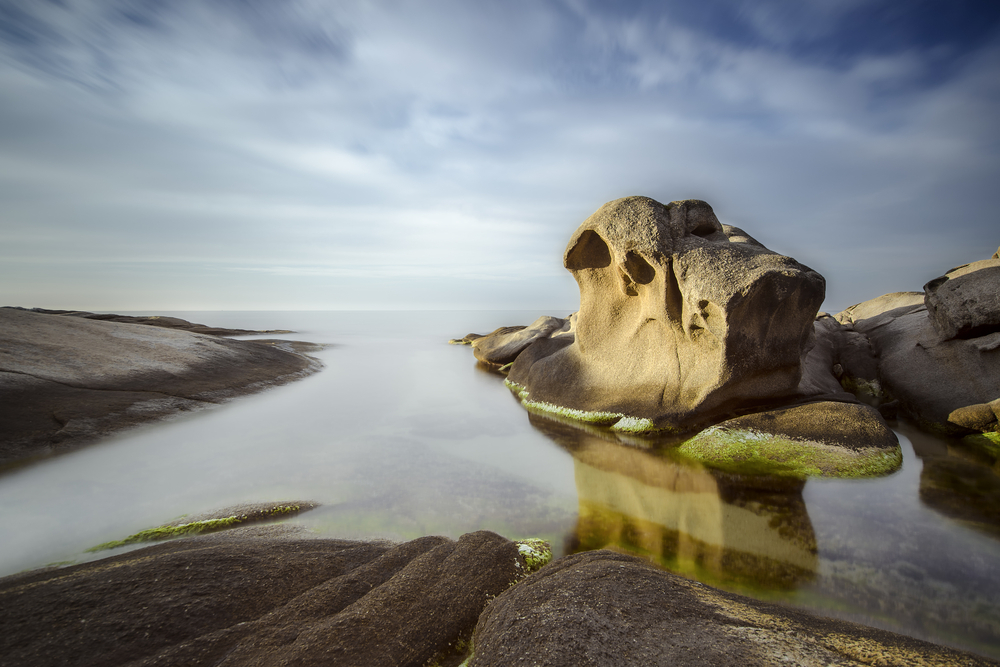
[87,502,316,552]
[677,426,902,479]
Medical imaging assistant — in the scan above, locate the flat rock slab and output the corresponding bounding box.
[0,308,321,467]
[4,307,294,337]
[0,530,525,667]
[472,550,998,666]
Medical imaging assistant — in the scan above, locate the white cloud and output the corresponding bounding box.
[0,0,997,310]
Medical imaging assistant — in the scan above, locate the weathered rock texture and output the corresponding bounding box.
[0,530,526,667]
[0,308,321,467]
[507,197,826,430]
[471,316,573,367]
[835,255,1000,435]
[471,550,998,667]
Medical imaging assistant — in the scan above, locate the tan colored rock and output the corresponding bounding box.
[924,258,1000,340]
[472,316,570,366]
[835,291,923,326]
[508,196,826,430]
[948,401,1000,432]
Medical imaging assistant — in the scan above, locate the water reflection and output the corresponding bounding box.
[527,413,818,590]
[908,425,1000,539]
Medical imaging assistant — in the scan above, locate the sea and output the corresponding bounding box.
[1,310,998,659]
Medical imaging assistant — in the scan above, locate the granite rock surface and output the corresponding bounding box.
[0,308,321,467]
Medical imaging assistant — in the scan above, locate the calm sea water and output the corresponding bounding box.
[1,311,998,659]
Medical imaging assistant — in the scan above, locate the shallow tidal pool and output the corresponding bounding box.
[1,310,998,659]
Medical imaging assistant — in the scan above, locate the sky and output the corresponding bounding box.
[1,0,998,313]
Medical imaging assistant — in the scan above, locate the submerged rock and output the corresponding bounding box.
[529,413,819,588]
[471,550,998,667]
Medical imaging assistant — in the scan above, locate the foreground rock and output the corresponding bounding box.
[0,530,530,667]
[835,254,1000,439]
[472,550,998,667]
[0,308,321,467]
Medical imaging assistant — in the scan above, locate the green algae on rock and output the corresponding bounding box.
[962,431,1000,463]
[87,503,313,552]
[677,426,902,479]
[514,538,552,573]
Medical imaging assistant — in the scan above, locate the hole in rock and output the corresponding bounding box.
[566,230,612,270]
[622,251,656,286]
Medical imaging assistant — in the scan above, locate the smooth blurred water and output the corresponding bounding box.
[1,310,998,659]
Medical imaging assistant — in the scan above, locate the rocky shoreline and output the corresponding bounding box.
[3,199,999,665]
[0,307,323,469]
[1,525,995,667]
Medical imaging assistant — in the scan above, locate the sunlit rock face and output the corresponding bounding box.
[508,197,826,430]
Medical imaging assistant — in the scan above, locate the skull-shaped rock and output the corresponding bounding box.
[507,196,826,430]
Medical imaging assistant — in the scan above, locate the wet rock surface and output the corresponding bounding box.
[0,530,526,667]
[0,308,321,467]
[471,549,999,667]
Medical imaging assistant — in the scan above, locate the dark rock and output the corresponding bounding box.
[923,260,1000,340]
[471,550,998,667]
[0,530,526,667]
[0,308,321,467]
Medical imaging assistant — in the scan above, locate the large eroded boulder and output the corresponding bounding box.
[507,197,822,429]
[456,197,900,477]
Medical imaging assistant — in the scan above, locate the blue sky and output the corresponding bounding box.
[1,0,998,312]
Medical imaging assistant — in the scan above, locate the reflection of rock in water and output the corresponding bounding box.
[528,414,817,590]
[919,451,1000,539]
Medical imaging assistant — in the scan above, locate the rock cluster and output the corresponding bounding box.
[834,256,1000,441]
[458,196,900,477]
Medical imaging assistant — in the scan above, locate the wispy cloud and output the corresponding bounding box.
[1,0,998,310]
